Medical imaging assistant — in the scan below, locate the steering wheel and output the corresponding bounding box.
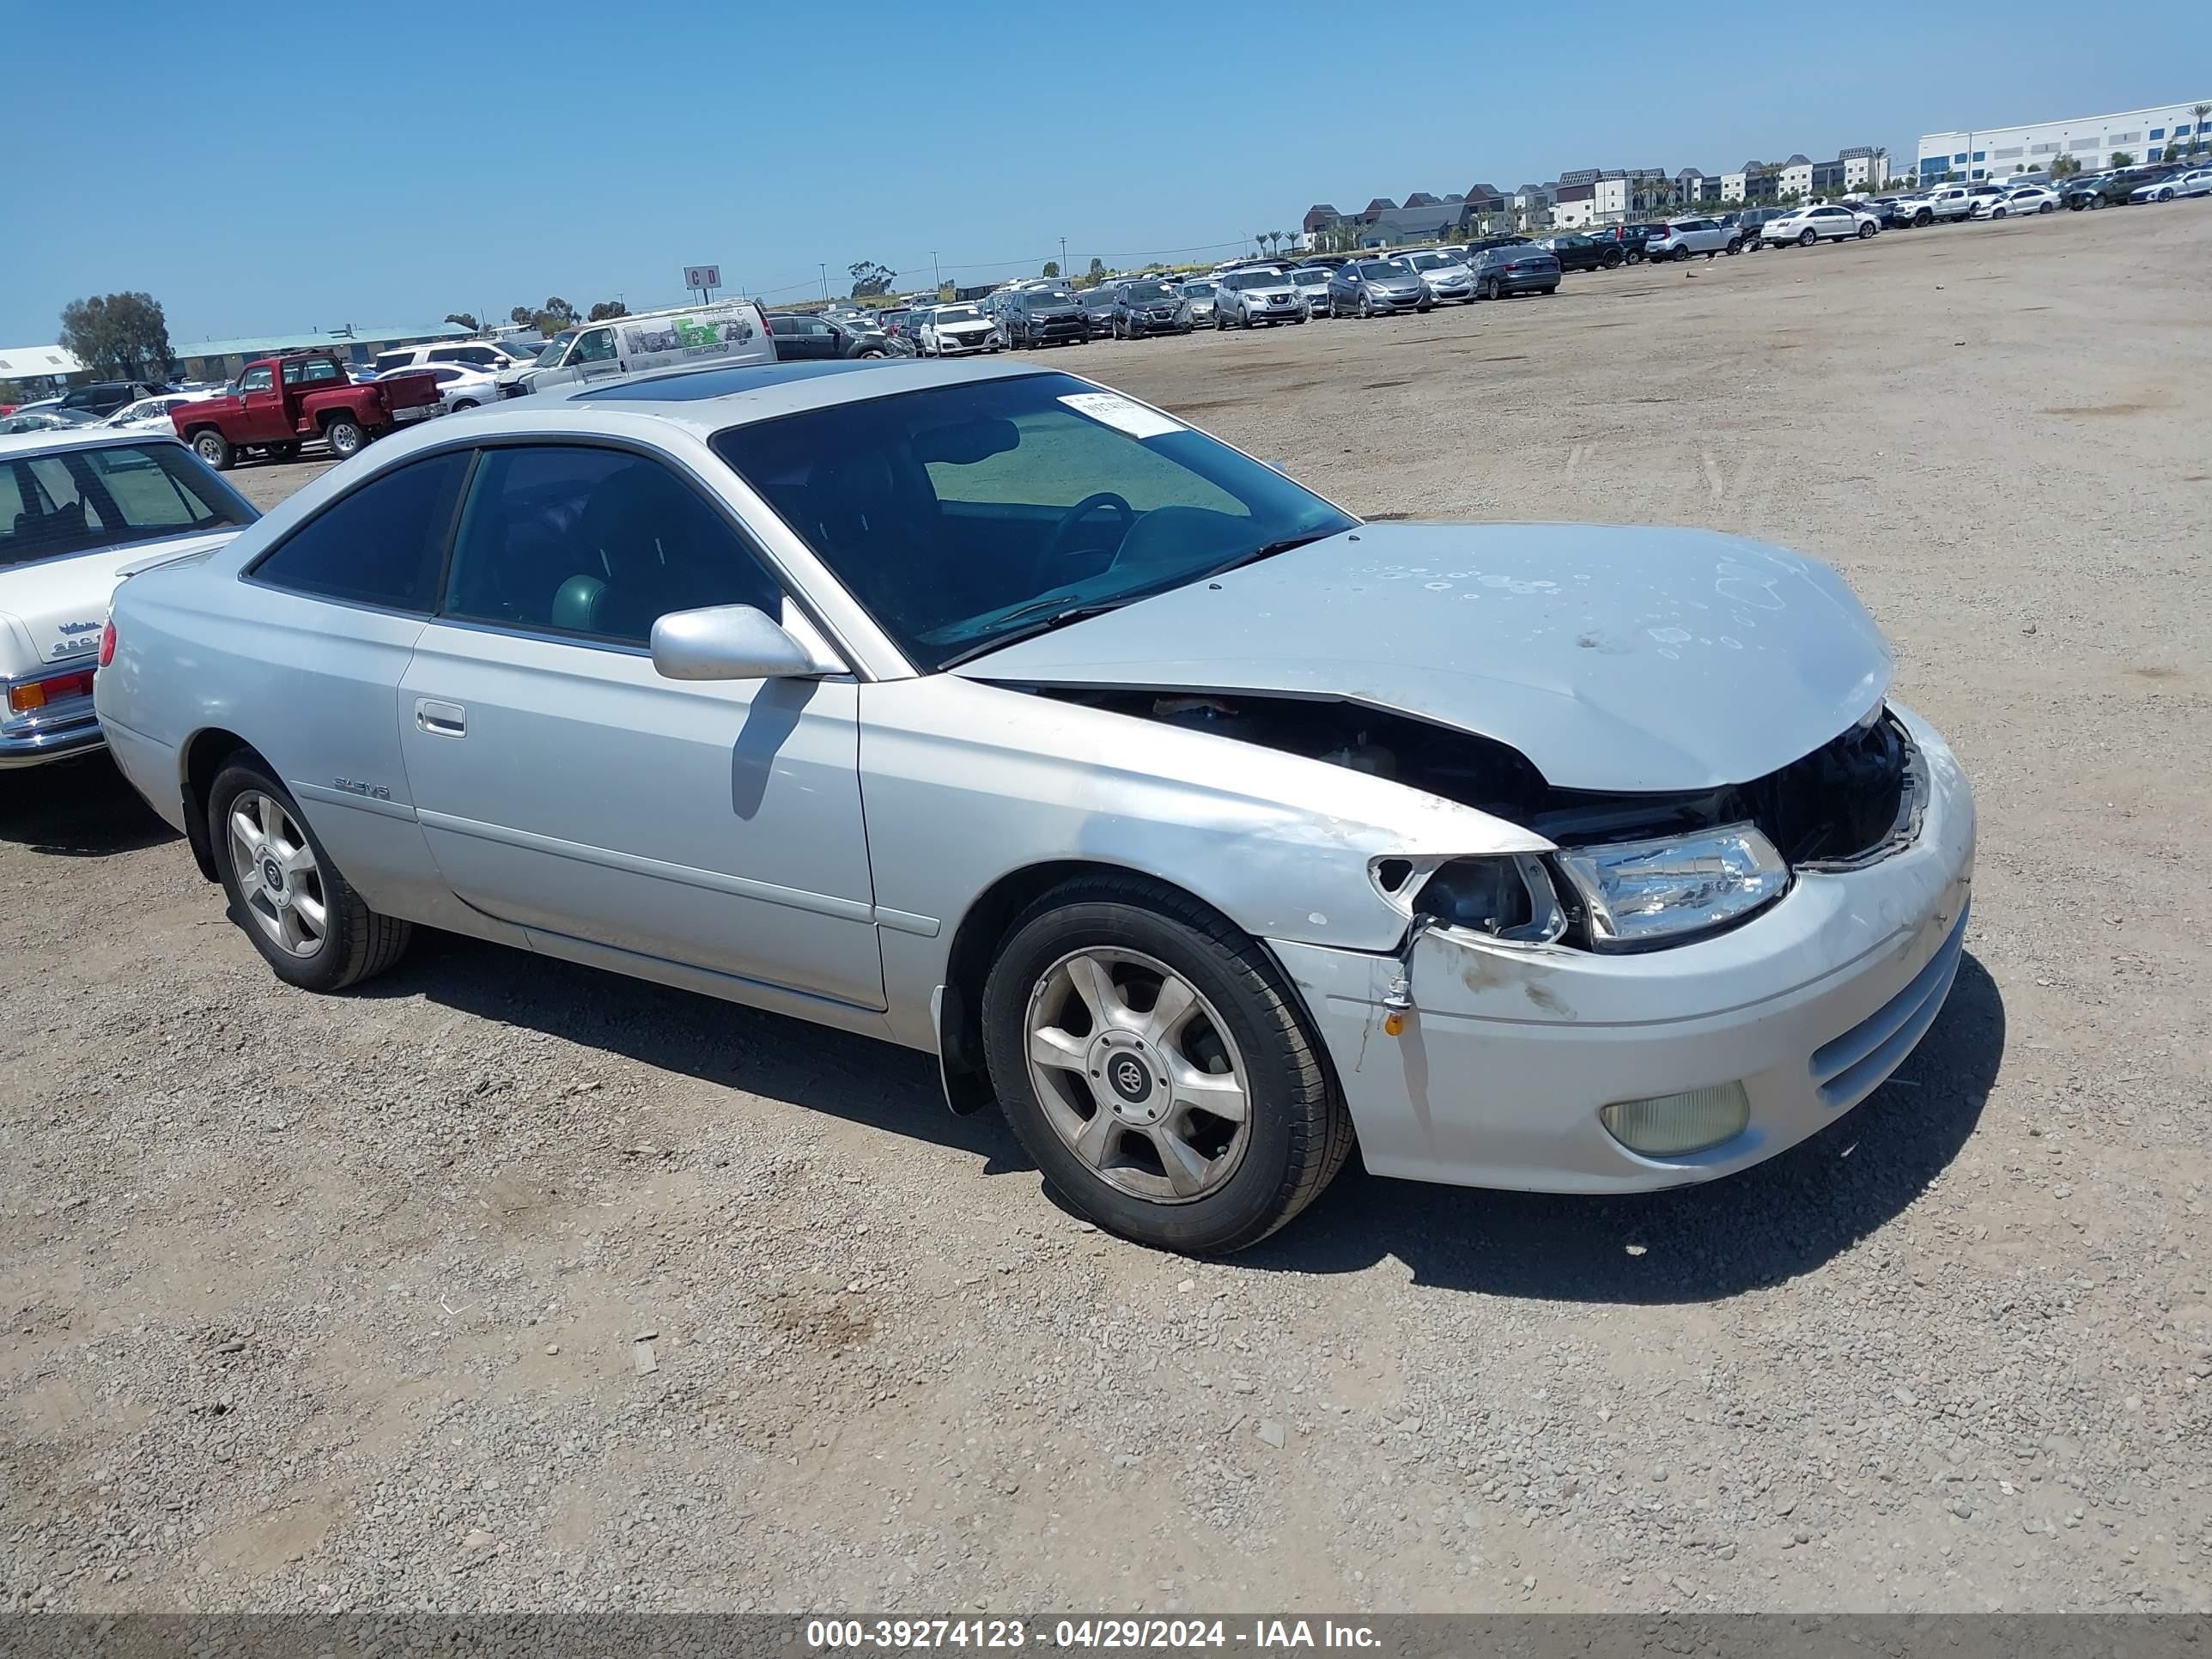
[1042,491,1135,566]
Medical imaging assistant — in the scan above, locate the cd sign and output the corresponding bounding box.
[683,265,722,291]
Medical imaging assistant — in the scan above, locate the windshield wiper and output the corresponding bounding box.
[935,596,1131,670]
[1200,530,1334,581]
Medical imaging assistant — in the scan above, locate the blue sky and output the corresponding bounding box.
[7,1,2205,345]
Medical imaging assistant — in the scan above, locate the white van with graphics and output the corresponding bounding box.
[497,299,775,397]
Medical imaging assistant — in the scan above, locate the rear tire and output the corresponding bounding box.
[191,429,232,471]
[322,417,365,459]
[981,875,1352,1255]
[1798,228,1818,246]
[207,757,411,994]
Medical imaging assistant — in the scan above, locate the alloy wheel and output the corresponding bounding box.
[228,791,328,958]
[1023,948,1251,1204]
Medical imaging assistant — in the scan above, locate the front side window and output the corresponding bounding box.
[712,373,1356,672]
[240,367,273,393]
[250,451,468,612]
[2,443,257,568]
[442,445,781,647]
[572,329,617,364]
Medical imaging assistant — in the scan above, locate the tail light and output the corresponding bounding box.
[100,618,118,668]
[8,667,97,714]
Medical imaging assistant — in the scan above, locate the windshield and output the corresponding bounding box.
[1125,282,1173,301]
[935,306,981,323]
[1290,268,1328,283]
[532,331,574,366]
[1358,261,1406,279]
[1,441,258,570]
[711,372,1357,673]
[1181,282,1214,297]
[1407,252,1454,270]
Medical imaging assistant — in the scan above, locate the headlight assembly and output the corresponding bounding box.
[1372,854,1566,945]
[1554,823,1788,950]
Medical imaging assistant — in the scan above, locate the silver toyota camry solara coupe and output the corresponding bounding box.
[96,359,1974,1254]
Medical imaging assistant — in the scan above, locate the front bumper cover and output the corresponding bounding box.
[1268,703,1976,1193]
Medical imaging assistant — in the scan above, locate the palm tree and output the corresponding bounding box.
[2194,103,2210,155]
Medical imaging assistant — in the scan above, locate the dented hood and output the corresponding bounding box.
[957,521,1893,793]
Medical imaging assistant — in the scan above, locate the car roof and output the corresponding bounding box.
[533,355,1041,429]
[0,426,191,460]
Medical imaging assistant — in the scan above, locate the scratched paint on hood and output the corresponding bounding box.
[956,521,1893,793]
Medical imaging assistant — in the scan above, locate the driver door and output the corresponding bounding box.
[238,364,289,442]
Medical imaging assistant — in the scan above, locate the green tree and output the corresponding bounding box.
[2108,150,2135,168]
[848,260,896,297]
[586,300,629,321]
[1042,260,1059,278]
[58,291,173,380]
[1087,256,1106,278]
[508,305,536,327]
[444,312,480,331]
[2194,104,2210,155]
[2051,154,2081,179]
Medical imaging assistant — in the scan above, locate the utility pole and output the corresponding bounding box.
[930,251,941,293]
[1059,235,1067,275]
[818,263,828,301]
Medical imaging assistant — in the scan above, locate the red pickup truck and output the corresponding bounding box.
[171,349,441,469]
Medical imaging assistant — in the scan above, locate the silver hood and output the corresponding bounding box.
[957,522,1893,793]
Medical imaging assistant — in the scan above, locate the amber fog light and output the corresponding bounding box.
[1600,1082,1752,1157]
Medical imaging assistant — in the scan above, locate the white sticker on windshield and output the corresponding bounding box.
[1058,392,1185,441]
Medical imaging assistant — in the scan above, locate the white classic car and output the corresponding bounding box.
[1,428,258,768]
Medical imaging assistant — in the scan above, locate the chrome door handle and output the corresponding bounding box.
[414,698,466,738]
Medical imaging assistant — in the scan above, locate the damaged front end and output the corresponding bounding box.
[1026,685,1923,955]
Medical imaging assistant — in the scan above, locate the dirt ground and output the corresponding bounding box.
[5,208,2209,1615]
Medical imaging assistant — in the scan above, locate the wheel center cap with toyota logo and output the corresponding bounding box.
[1088,1030,1166,1125]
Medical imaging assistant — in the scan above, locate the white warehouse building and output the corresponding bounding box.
[1917,100,2210,184]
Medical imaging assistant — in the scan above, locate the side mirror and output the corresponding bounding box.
[651,605,828,682]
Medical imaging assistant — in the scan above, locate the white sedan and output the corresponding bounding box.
[1761,204,1881,246]
[1973,186,2059,218]
[2130,168,2212,202]
[0,428,257,768]
[418,365,503,411]
[103,391,219,433]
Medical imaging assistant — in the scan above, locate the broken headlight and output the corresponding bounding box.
[1554,823,1788,951]
[1402,854,1567,945]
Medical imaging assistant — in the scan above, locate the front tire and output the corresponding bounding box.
[981,877,1352,1255]
[451,398,479,410]
[208,758,411,994]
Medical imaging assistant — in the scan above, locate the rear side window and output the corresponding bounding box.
[250,451,469,612]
